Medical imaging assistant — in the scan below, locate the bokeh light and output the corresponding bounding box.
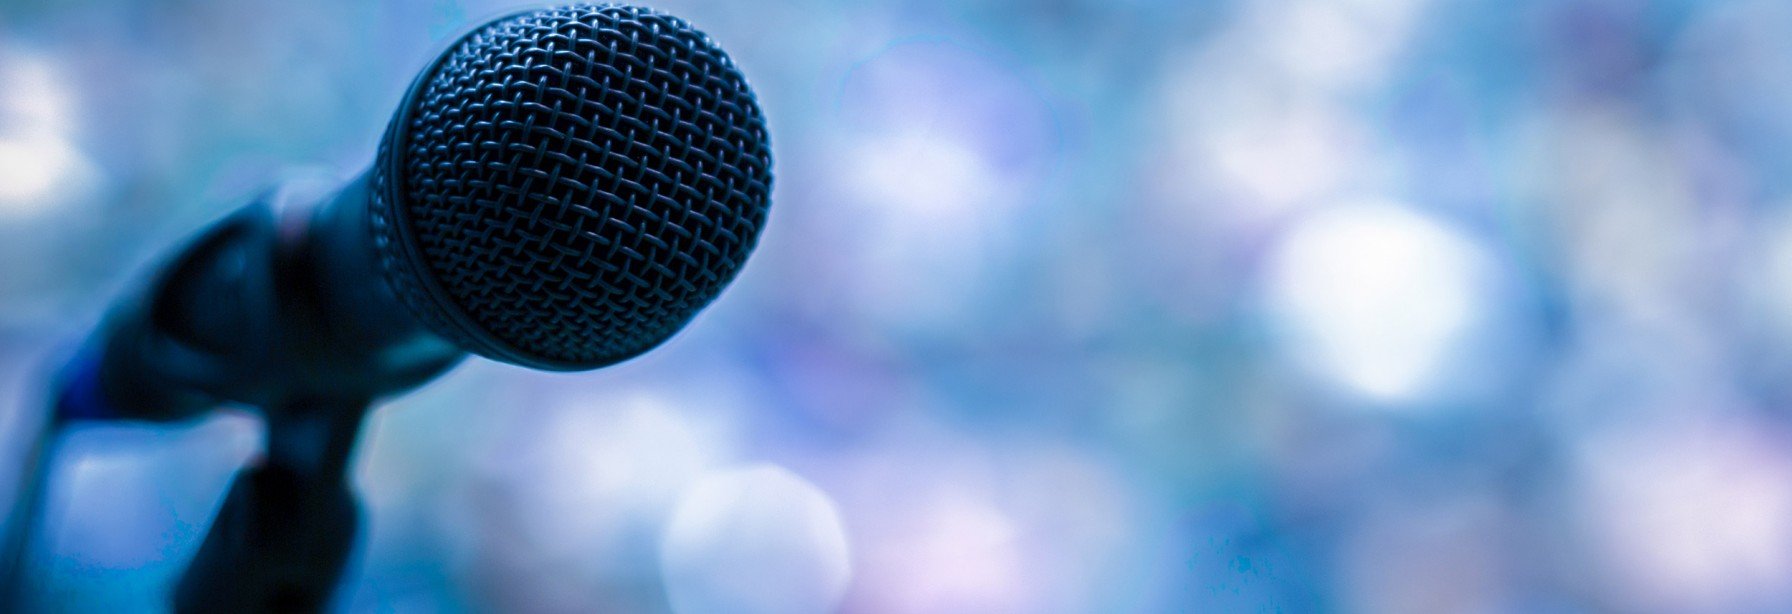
[1568,416,1792,611]
[660,465,851,614]
[0,51,97,218]
[1261,199,1500,402]
[818,39,1056,336]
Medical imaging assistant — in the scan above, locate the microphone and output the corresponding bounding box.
[79,3,773,420]
[4,4,771,610]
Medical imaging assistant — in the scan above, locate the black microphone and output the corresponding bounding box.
[4,4,771,610]
[82,3,773,420]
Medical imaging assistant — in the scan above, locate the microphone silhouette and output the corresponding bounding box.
[2,5,771,611]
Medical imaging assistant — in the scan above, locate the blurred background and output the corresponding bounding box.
[0,0,1789,611]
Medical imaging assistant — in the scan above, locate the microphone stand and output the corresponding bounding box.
[0,393,376,614]
[2,178,459,611]
[173,398,370,613]
[0,402,64,608]
[166,179,455,612]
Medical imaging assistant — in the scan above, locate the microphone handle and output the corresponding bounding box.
[75,176,459,423]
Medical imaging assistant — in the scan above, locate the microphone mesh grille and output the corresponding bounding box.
[371,4,771,369]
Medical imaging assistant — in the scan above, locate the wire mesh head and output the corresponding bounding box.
[369,4,772,370]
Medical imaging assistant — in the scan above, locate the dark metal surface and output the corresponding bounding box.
[371,4,773,370]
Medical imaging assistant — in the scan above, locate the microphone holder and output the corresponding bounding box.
[8,181,461,611]
[174,398,370,613]
[155,182,457,611]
